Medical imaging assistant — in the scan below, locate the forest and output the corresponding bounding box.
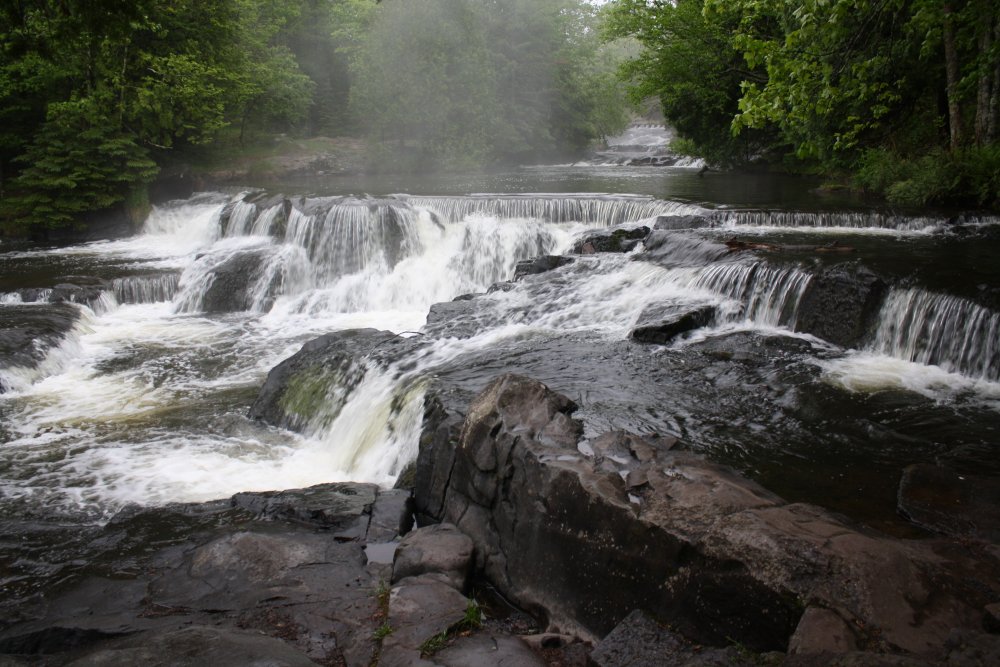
[2,0,999,235]
[0,0,629,233]
[605,0,1000,207]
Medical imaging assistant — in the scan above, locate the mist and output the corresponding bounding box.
[345,0,630,170]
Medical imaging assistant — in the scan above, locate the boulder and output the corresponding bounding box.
[391,524,474,591]
[631,304,716,344]
[197,247,281,313]
[0,303,80,392]
[653,215,712,231]
[512,255,574,281]
[787,607,859,655]
[413,374,1000,657]
[232,482,378,538]
[573,227,649,254]
[248,328,410,431]
[897,464,1000,542]
[794,264,887,348]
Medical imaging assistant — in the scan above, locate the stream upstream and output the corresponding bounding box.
[1,158,999,621]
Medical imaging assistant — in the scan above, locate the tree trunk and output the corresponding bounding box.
[944,3,963,150]
[990,19,1000,142]
[975,3,998,145]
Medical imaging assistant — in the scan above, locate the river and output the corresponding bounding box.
[1,157,999,619]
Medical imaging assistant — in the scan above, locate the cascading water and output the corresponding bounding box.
[2,188,999,520]
[4,182,1000,622]
[871,288,1000,381]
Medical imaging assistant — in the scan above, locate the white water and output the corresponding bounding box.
[2,192,998,517]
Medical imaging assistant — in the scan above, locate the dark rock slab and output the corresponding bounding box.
[425,297,496,339]
[787,607,859,655]
[795,264,887,348]
[0,302,80,392]
[62,625,316,667]
[248,328,411,431]
[653,215,712,231]
[369,488,414,543]
[512,255,574,281]
[590,609,771,667]
[381,574,470,665]
[414,374,1000,657]
[573,227,649,254]
[897,464,1000,542]
[631,304,716,345]
[433,633,546,666]
[589,609,688,667]
[986,603,1000,633]
[197,247,281,313]
[232,482,377,537]
[48,282,111,309]
[391,524,474,591]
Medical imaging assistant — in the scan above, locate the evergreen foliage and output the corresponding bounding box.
[0,0,632,233]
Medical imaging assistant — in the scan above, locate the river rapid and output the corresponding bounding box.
[2,160,999,618]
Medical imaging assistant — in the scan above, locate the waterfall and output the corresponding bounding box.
[285,201,424,283]
[709,210,950,232]
[112,275,180,304]
[684,262,813,328]
[223,201,258,236]
[402,194,704,225]
[871,288,1000,381]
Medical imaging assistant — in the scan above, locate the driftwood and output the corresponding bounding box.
[725,239,855,254]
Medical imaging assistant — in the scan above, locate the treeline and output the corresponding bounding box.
[605,0,1000,207]
[0,0,629,233]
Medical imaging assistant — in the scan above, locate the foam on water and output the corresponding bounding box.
[3,191,999,516]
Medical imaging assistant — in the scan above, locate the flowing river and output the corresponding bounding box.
[2,161,999,617]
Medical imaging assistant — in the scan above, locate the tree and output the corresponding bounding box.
[603,0,774,165]
[0,0,314,232]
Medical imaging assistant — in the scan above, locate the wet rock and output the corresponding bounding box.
[391,524,474,591]
[631,304,716,344]
[795,264,887,348]
[589,609,689,667]
[414,374,1000,657]
[0,302,80,391]
[943,630,1000,667]
[653,215,712,231]
[232,482,377,537]
[63,626,317,667]
[512,255,574,281]
[48,282,111,309]
[198,247,281,313]
[787,607,859,655]
[425,298,495,339]
[0,483,387,667]
[381,574,470,664]
[248,328,408,431]
[433,633,546,666]
[573,227,649,254]
[369,488,414,543]
[487,281,517,293]
[984,603,1000,633]
[897,464,1000,542]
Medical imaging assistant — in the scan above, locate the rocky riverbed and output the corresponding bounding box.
[2,322,999,666]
